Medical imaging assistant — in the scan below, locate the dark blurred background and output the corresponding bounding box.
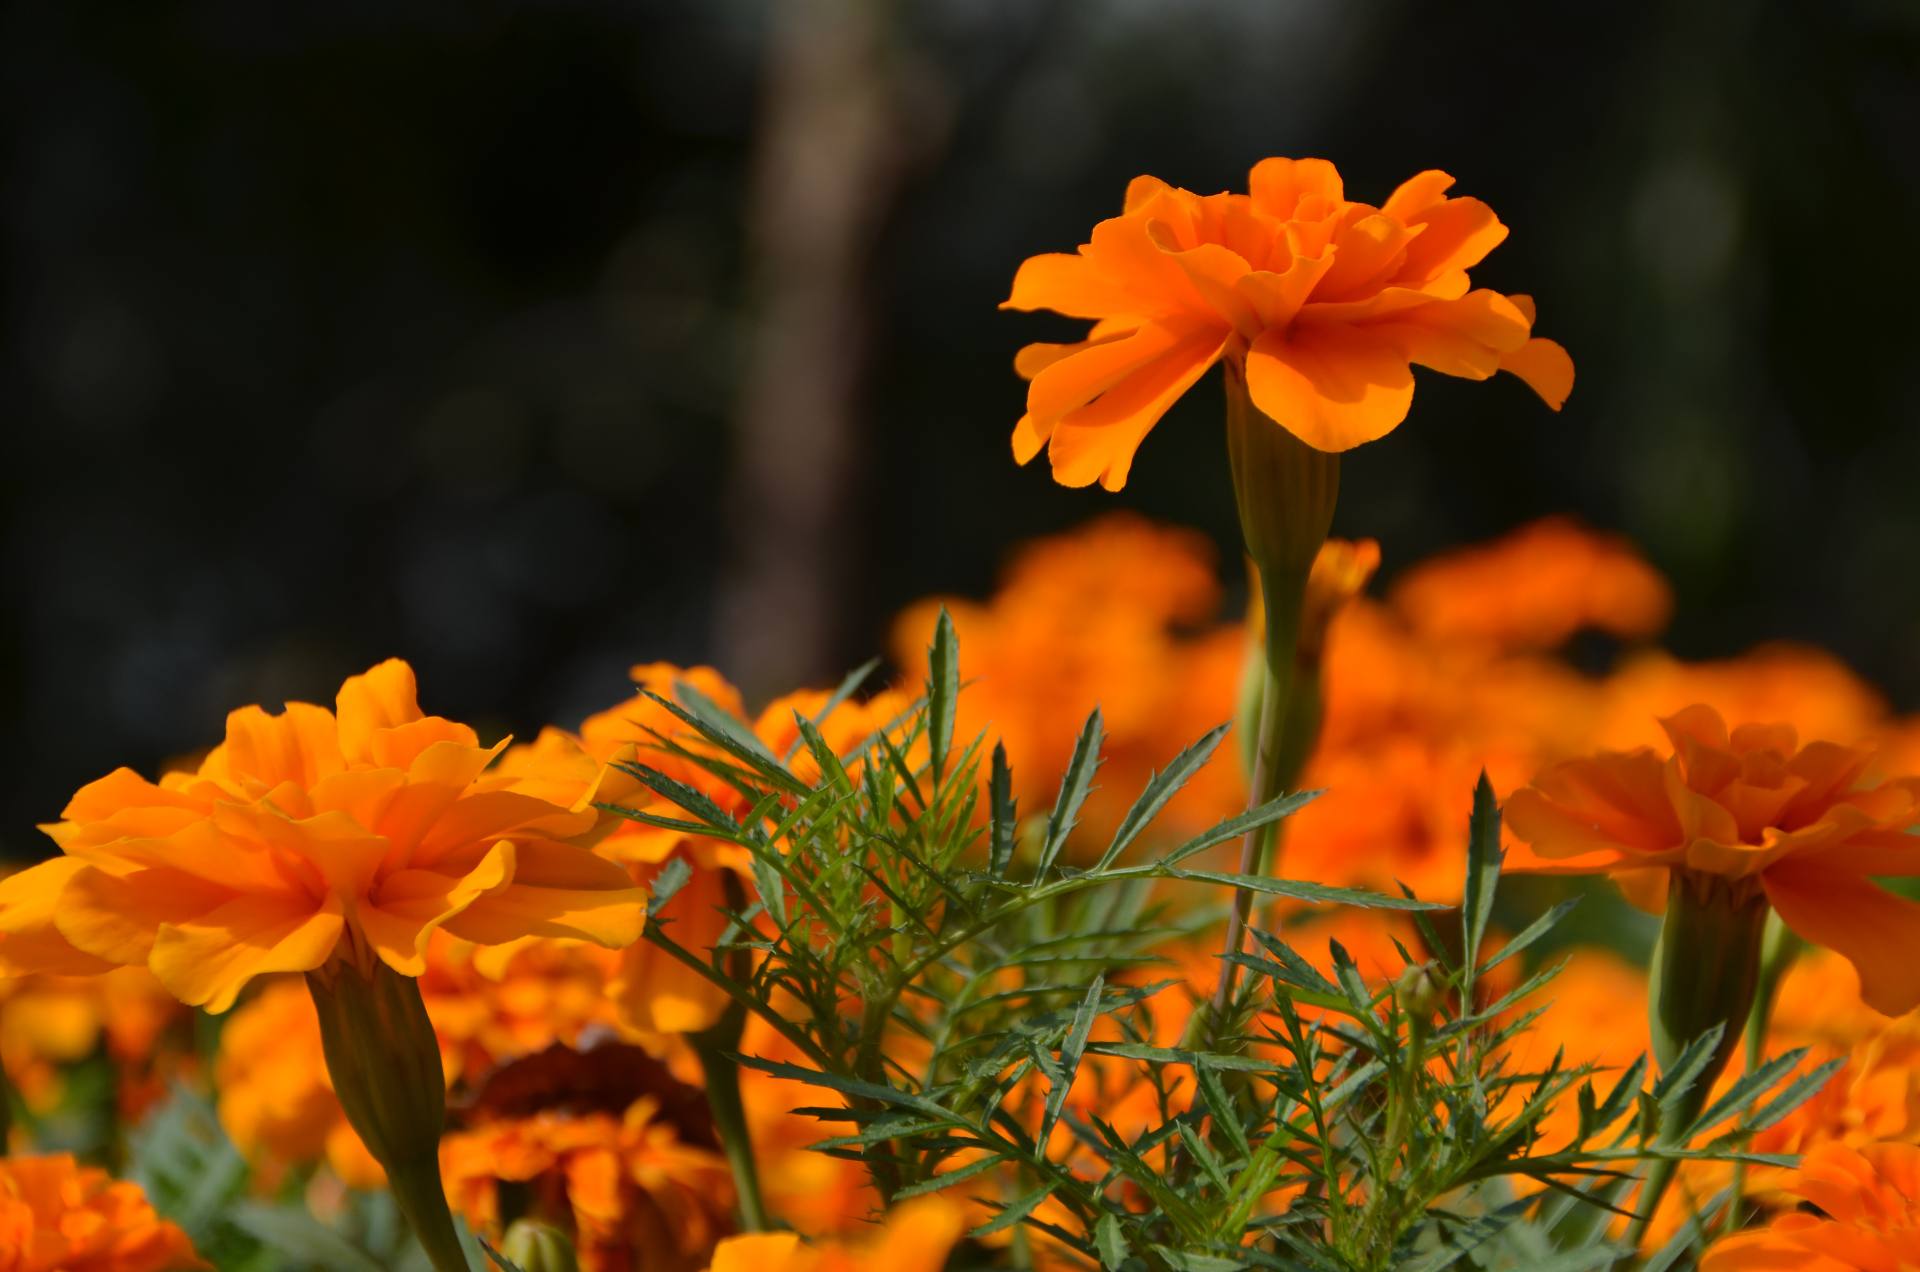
[5,0,1918,857]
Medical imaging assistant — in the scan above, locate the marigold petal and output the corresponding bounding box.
[1247,156,1344,220]
[438,838,645,949]
[0,859,119,976]
[1499,335,1575,409]
[361,840,517,974]
[1001,250,1134,319]
[1244,325,1414,452]
[1044,326,1228,490]
[1395,195,1509,284]
[221,702,345,791]
[1763,866,1920,1015]
[150,892,345,1012]
[55,862,235,967]
[1379,169,1456,221]
[335,658,425,765]
[709,1233,807,1272]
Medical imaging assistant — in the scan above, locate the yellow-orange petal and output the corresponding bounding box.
[360,840,517,973]
[220,702,345,792]
[1499,335,1575,409]
[1394,195,1509,286]
[149,891,345,1012]
[1379,169,1456,221]
[1001,251,1134,318]
[1247,156,1344,220]
[709,1233,807,1272]
[1045,325,1228,490]
[55,862,234,966]
[1244,324,1415,452]
[0,859,119,976]
[1762,866,1920,1015]
[335,658,426,765]
[437,838,645,949]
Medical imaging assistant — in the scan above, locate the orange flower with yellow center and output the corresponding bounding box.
[1701,1141,1920,1271]
[0,1153,205,1271]
[0,659,643,1013]
[1506,704,1920,1014]
[1003,157,1573,488]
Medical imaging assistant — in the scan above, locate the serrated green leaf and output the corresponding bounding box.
[989,741,1017,877]
[1097,724,1228,870]
[926,608,959,782]
[970,1183,1056,1237]
[1161,789,1321,867]
[1164,869,1445,910]
[1462,772,1501,979]
[647,856,692,920]
[1095,1212,1132,1269]
[1036,710,1103,879]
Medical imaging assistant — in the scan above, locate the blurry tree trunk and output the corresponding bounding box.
[716,0,903,700]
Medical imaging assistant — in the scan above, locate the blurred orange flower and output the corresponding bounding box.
[1003,157,1571,488]
[0,965,184,1117]
[1701,1141,1920,1271]
[441,1096,733,1272]
[0,660,643,1012]
[1388,517,1672,651]
[1506,705,1920,1013]
[705,1198,963,1272]
[0,1153,205,1271]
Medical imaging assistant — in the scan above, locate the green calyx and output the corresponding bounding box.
[306,956,471,1272]
[1648,869,1770,1084]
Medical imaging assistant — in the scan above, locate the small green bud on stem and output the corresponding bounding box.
[498,1219,580,1272]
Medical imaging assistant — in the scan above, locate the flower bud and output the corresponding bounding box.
[306,955,471,1271]
[499,1219,580,1272]
[1393,961,1447,1022]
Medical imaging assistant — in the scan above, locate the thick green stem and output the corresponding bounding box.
[692,1008,772,1231]
[306,957,470,1272]
[697,869,773,1229]
[1212,360,1339,1015]
[1626,871,1770,1253]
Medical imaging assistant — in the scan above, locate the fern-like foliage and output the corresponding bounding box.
[609,616,1829,1270]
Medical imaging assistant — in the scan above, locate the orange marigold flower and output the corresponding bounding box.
[0,965,184,1117]
[1003,158,1572,488]
[0,660,644,1012]
[1506,704,1920,1014]
[1701,1141,1920,1271]
[441,1096,733,1272]
[0,1153,206,1271]
[1388,517,1673,651]
[705,1198,964,1272]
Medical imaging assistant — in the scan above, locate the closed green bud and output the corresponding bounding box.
[499,1219,579,1272]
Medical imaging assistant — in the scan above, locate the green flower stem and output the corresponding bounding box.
[695,868,773,1230]
[306,957,471,1272]
[1212,360,1339,1015]
[691,1009,772,1232]
[1627,871,1771,1252]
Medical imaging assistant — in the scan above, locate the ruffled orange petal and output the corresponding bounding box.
[437,838,645,949]
[149,891,345,1012]
[55,862,235,966]
[1247,156,1344,220]
[1044,325,1229,491]
[335,658,426,765]
[1763,865,1920,1015]
[1499,336,1575,409]
[218,702,345,792]
[1244,324,1415,452]
[0,859,119,976]
[359,840,517,973]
